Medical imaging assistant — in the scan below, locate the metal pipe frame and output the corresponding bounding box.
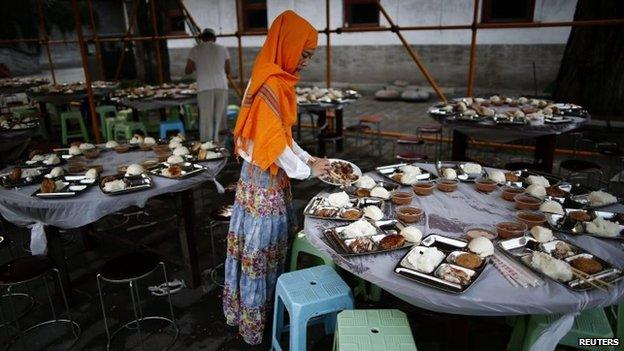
[35,0,56,84]
[70,0,101,144]
[325,0,331,88]
[149,0,165,84]
[235,0,245,91]
[114,0,141,81]
[466,0,480,97]
[86,0,105,79]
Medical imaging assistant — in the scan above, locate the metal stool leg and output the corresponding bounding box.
[97,275,113,349]
[159,262,178,336]
[128,281,145,351]
[7,285,27,351]
[52,269,80,339]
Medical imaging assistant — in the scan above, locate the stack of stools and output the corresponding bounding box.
[272,265,354,351]
[417,125,443,161]
[0,255,80,350]
[395,137,427,163]
[95,105,117,139]
[96,251,178,350]
[334,309,418,351]
[60,110,89,145]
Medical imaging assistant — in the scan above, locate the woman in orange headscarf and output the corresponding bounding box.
[223,11,328,345]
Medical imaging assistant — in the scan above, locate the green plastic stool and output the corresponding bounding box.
[11,106,37,117]
[289,231,335,271]
[60,110,89,145]
[113,121,148,141]
[96,105,117,138]
[334,309,418,351]
[183,104,198,130]
[520,309,614,351]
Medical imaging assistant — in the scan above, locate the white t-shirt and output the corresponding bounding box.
[188,42,230,91]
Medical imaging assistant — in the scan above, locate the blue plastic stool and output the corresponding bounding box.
[271,265,354,351]
[159,120,185,139]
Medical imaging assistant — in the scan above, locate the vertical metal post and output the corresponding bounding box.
[36,0,57,84]
[466,0,480,97]
[70,0,101,143]
[325,0,331,88]
[376,1,447,102]
[114,0,141,81]
[149,0,165,84]
[235,0,245,90]
[86,0,105,79]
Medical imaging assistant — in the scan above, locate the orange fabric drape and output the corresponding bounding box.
[233,10,318,175]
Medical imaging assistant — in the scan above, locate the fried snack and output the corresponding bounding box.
[314,208,338,218]
[40,178,56,193]
[569,211,591,222]
[391,173,403,182]
[570,257,603,275]
[505,172,519,182]
[348,237,373,253]
[455,253,483,269]
[341,208,362,220]
[355,188,370,197]
[379,234,405,250]
[9,168,22,181]
[100,176,117,188]
[198,148,208,160]
[29,149,42,159]
[552,241,575,260]
[167,165,182,177]
[546,186,566,198]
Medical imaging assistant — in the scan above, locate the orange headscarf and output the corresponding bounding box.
[233,10,318,175]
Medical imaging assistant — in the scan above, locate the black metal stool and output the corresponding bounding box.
[394,137,428,163]
[0,255,80,351]
[96,251,178,351]
[0,233,36,331]
[417,125,443,161]
[205,206,232,287]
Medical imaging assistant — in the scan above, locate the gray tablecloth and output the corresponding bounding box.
[303,162,624,350]
[0,148,227,229]
[431,115,587,143]
[26,88,114,105]
[120,96,197,111]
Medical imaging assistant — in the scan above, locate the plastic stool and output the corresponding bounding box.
[355,115,383,157]
[183,105,198,130]
[160,120,185,139]
[289,231,335,272]
[60,110,89,145]
[333,309,417,351]
[417,125,443,161]
[113,121,148,141]
[96,105,117,137]
[520,309,614,351]
[395,136,427,162]
[271,265,354,351]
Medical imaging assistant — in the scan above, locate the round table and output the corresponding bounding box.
[304,162,624,350]
[0,147,228,293]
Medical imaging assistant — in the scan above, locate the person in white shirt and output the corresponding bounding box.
[185,28,231,142]
[222,11,329,346]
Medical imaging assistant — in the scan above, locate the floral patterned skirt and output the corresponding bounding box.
[223,160,291,345]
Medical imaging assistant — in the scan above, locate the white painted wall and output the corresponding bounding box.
[168,0,577,49]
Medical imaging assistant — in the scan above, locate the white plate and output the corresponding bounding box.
[319,158,362,187]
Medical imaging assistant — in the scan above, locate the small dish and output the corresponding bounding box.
[495,221,527,239]
[114,145,130,153]
[83,148,100,159]
[515,210,547,229]
[412,181,435,196]
[396,206,423,223]
[514,194,542,210]
[464,226,498,240]
[437,179,459,193]
[391,191,414,205]
[475,178,497,193]
[501,186,524,201]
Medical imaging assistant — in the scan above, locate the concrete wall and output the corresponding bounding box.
[170,43,565,92]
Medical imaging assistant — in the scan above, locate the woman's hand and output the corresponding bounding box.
[308,157,330,178]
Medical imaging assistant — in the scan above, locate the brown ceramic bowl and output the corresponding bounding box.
[496,221,528,239]
[391,191,414,205]
[501,186,525,201]
[514,194,542,210]
[141,159,160,169]
[437,179,459,193]
[475,178,498,193]
[464,226,498,240]
[152,144,169,153]
[117,165,128,176]
[83,148,100,159]
[515,210,547,229]
[412,181,435,196]
[88,164,104,174]
[67,162,86,173]
[396,206,423,223]
[355,188,371,198]
[114,145,130,154]
[139,143,153,151]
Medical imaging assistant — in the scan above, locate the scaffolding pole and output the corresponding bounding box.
[70,0,101,144]
[36,0,56,84]
[235,0,245,91]
[467,0,480,97]
[149,0,164,84]
[325,0,331,88]
[377,1,447,102]
[86,0,105,79]
[114,0,141,81]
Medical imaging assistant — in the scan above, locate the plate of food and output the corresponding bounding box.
[0,167,44,188]
[394,234,492,293]
[567,190,621,210]
[498,236,623,291]
[148,162,206,179]
[184,147,229,162]
[99,174,152,195]
[304,192,386,221]
[323,219,416,256]
[318,159,361,186]
[436,161,485,182]
[20,152,68,168]
[32,178,90,198]
[545,208,624,240]
[375,164,438,186]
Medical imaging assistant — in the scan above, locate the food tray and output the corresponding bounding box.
[32,182,89,198]
[497,236,624,291]
[506,169,562,188]
[20,153,69,168]
[456,114,486,122]
[318,158,362,187]
[99,174,153,195]
[0,168,45,188]
[394,234,490,294]
[375,163,438,185]
[546,208,624,240]
[148,162,206,179]
[493,115,527,125]
[323,219,413,256]
[345,180,398,199]
[427,105,458,117]
[184,147,230,162]
[304,195,385,221]
[0,122,38,131]
[567,193,623,210]
[545,117,573,124]
[63,174,98,185]
[436,161,486,182]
